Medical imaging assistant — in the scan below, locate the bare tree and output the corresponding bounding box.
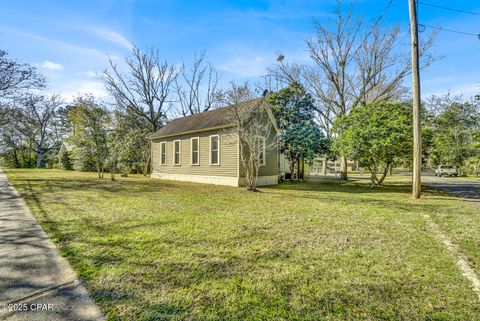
[268,3,434,180]
[18,94,62,168]
[219,83,277,191]
[0,102,12,128]
[0,49,46,99]
[175,51,221,116]
[103,46,180,132]
[0,49,46,128]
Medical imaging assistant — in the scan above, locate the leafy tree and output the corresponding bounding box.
[267,81,329,179]
[1,94,61,168]
[282,123,328,178]
[18,94,62,168]
[267,2,435,180]
[333,102,413,187]
[0,49,47,164]
[429,100,479,170]
[58,151,73,170]
[105,124,150,180]
[68,96,110,178]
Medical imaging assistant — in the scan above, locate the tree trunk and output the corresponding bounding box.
[13,149,19,168]
[35,146,42,168]
[301,159,305,180]
[297,159,300,181]
[369,166,378,188]
[289,160,295,181]
[322,156,327,175]
[96,159,102,179]
[378,165,391,185]
[340,155,348,180]
[27,140,33,168]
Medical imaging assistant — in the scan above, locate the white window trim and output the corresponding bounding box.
[173,140,181,166]
[160,142,167,165]
[209,134,220,165]
[190,137,200,165]
[260,137,266,166]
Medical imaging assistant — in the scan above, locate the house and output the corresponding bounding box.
[58,141,74,156]
[149,99,280,187]
[57,141,76,169]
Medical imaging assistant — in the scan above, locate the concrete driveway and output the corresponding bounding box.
[0,169,103,321]
[423,175,480,204]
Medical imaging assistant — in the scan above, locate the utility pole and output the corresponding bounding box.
[408,0,422,199]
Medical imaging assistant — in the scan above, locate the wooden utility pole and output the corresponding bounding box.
[408,0,422,199]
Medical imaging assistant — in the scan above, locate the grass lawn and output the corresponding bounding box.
[4,168,480,321]
[460,176,480,181]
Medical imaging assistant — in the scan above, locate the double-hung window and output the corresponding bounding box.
[160,142,166,165]
[191,137,199,165]
[209,135,220,165]
[174,140,181,165]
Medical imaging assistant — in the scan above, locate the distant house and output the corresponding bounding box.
[57,141,75,170]
[149,99,280,187]
[58,141,74,156]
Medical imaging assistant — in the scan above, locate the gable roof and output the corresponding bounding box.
[150,98,279,139]
[60,141,74,152]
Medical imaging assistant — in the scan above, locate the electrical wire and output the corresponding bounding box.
[419,24,480,39]
[419,2,480,16]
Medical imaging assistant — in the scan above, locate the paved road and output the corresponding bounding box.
[423,175,480,204]
[0,169,104,321]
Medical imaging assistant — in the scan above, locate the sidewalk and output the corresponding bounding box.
[0,168,104,321]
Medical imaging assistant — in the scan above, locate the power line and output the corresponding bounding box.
[419,2,480,16]
[420,23,480,39]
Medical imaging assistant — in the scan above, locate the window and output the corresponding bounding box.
[191,137,199,165]
[259,137,266,166]
[160,142,166,165]
[174,140,181,165]
[210,135,220,165]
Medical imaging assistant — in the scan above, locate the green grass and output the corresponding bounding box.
[460,176,480,181]
[4,168,480,321]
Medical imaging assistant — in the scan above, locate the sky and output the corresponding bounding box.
[0,0,479,102]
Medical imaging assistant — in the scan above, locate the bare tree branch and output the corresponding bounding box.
[219,82,276,190]
[103,46,180,132]
[0,49,46,99]
[175,50,221,116]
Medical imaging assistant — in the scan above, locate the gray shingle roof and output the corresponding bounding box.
[149,98,262,139]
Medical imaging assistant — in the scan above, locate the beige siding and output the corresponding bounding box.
[238,124,279,178]
[152,129,238,177]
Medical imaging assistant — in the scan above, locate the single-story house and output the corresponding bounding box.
[149,98,280,187]
[58,141,74,156]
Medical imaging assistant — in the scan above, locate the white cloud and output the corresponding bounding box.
[0,26,111,60]
[57,80,109,101]
[79,70,98,78]
[84,26,133,50]
[40,60,63,71]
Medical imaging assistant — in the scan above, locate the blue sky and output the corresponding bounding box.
[0,0,478,101]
